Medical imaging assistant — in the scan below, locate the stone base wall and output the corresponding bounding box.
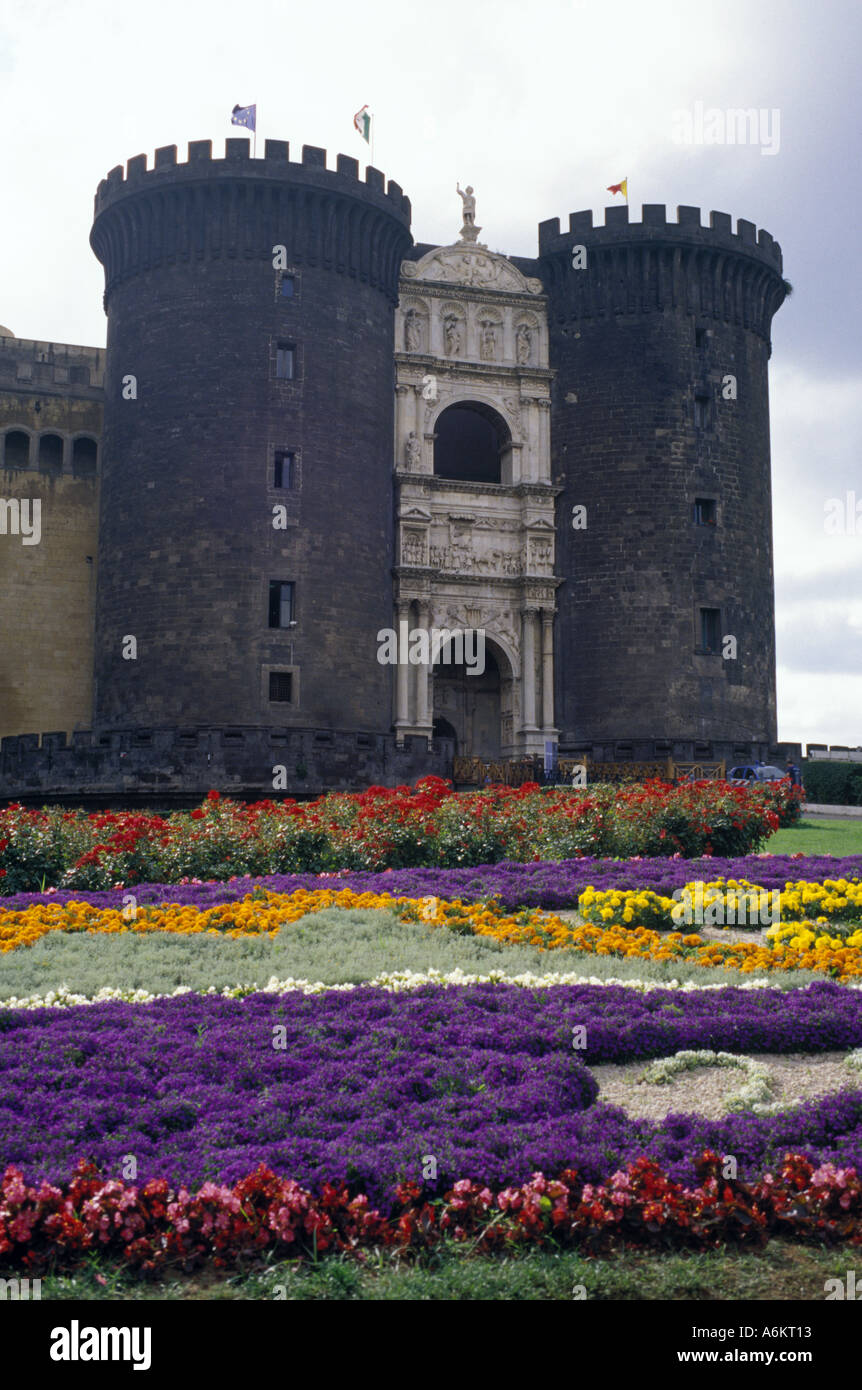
[0,727,454,806]
[558,738,802,767]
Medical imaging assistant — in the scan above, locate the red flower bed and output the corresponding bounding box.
[1,1151,858,1275]
[0,777,802,893]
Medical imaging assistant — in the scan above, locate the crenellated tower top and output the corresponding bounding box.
[538,203,787,342]
[90,138,412,306]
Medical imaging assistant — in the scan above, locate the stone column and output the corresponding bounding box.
[521,608,538,733]
[537,398,551,483]
[394,600,411,737]
[394,384,409,466]
[414,385,424,451]
[522,400,536,483]
[503,308,514,363]
[430,306,443,358]
[541,610,555,731]
[416,600,432,735]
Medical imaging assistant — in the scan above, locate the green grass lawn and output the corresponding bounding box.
[33,1239,855,1301]
[766,817,862,857]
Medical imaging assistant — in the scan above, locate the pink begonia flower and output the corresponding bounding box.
[3,1172,28,1203]
[8,1213,35,1242]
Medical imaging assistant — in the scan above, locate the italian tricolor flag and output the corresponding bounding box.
[354,105,371,143]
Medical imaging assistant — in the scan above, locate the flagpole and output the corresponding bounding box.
[371,112,375,169]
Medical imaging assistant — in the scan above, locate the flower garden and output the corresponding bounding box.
[3,776,862,1293]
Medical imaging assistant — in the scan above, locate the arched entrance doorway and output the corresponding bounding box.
[432,643,509,759]
[432,715,458,753]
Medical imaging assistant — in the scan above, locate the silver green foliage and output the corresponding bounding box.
[0,907,824,1002]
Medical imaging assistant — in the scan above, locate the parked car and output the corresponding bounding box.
[727,764,788,786]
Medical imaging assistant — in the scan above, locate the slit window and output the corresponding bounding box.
[693,498,717,526]
[276,343,295,379]
[694,394,711,430]
[699,607,721,653]
[274,451,295,488]
[280,275,295,298]
[269,581,295,628]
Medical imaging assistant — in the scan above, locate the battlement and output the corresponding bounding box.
[0,335,105,393]
[538,204,782,273]
[93,139,411,224]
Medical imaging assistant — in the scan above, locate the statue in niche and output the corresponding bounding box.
[456,182,482,244]
[444,314,462,356]
[404,310,423,353]
[516,323,532,364]
[480,320,498,361]
[404,431,421,469]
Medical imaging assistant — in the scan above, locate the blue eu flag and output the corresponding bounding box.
[231,104,256,132]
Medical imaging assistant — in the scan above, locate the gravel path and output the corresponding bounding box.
[591,1051,860,1121]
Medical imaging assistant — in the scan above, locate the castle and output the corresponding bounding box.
[0,137,794,802]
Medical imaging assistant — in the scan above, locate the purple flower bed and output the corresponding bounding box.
[3,982,862,1201]
[4,854,862,913]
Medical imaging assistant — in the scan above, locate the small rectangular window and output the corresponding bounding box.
[274,451,295,488]
[693,497,717,526]
[694,394,711,429]
[276,343,295,379]
[700,607,721,653]
[269,580,295,628]
[269,671,293,702]
[280,275,295,298]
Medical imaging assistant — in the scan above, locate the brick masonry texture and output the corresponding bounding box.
[88,143,411,735]
[0,337,104,739]
[534,209,787,752]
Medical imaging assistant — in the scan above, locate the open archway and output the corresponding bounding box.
[432,640,511,758]
[433,401,511,484]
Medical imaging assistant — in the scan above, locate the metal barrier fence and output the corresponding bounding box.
[451,756,726,787]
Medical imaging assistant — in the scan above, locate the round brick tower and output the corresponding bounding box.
[537,204,788,759]
[89,138,411,732]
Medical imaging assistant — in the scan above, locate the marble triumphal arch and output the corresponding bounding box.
[392,194,560,758]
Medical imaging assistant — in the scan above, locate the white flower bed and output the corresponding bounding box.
[0,967,798,1010]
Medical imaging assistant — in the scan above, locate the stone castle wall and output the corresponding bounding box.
[0,334,103,738]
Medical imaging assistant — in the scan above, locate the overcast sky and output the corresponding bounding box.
[2,0,859,750]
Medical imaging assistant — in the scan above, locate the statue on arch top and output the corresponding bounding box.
[456,182,482,244]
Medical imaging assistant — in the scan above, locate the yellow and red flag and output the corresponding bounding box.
[607,178,628,198]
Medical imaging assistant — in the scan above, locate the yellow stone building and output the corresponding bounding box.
[0,325,103,738]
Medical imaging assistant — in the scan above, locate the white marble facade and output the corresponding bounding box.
[393,241,560,758]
